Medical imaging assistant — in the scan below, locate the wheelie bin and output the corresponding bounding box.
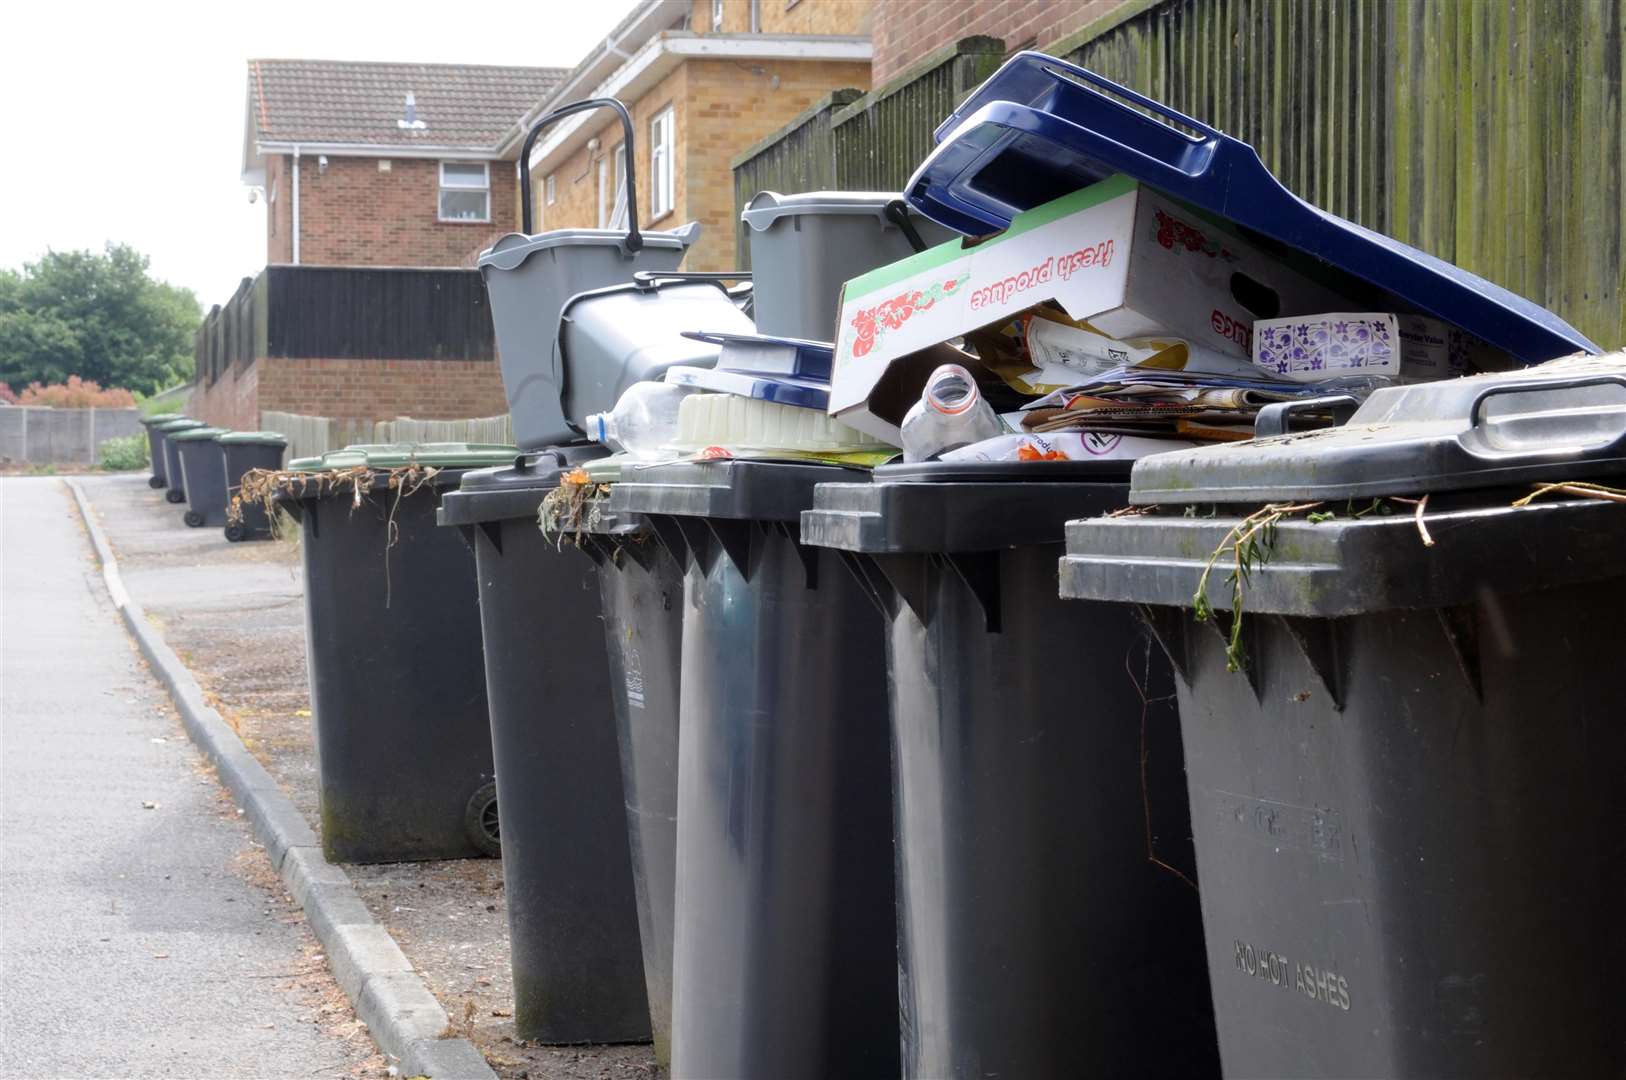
[800,460,1220,1079]
[536,456,687,1064]
[172,427,230,528]
[436,447,651,1046]
[277,442,518,864]
[155,418,204,502]
[611,460,897,1080]
[480,97,700,451]
[139,412,184,489]
[1057,361,1626,1078]
[218,431,288,542]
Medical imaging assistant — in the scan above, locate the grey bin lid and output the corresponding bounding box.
[1128,353,1626,504]
[741,190,908,231]
[216,430,287,447]
[437,445,607,527]
[478,222,700,273]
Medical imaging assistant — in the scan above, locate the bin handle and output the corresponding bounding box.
[520,97,641,251]
[1254,395,1360,438]
[1462,375,1626,458]
[630,270,751,290]
[883,199,931,253]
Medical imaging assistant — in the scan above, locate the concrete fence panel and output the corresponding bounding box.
[0,407,142,465]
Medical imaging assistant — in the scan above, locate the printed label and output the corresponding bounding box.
[1233,938,1352,1012]
[623,645,645,709]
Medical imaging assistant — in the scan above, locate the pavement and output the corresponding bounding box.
[0,476,381,1078]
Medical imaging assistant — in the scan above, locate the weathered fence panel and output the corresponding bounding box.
[0,407,143,465]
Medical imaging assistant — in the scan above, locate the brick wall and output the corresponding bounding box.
[274,154,519,267]
[871,0,1128,84]
[256,357,509,421]
[192,360,262,431]
[696,0,873,35]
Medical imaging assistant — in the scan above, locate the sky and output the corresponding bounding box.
[0,0,639,305]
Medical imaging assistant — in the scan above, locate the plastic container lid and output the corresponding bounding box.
[681,331,834,379]
[153,418,205,433]
[1127,353,1626,504]
[216,431,288,447]
[139,412,185,427]
[169,426,231,442]
[611,459,866,523]
[437,445,608,526]
[740,191,906,231]
[477,222,701,273]
[664,367,831,410]
[288,442,521,472]
[904,51,1599,365]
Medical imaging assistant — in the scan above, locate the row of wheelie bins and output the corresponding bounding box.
[258,77,1624,1080]
[136,413,287,540]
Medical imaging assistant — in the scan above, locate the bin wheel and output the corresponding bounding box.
[165,489,186,504]
[148,476,165,490]
[223,524,246,543]
[183,510,205,528]
[464,781,501,857]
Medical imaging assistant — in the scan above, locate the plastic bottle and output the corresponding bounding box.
[900,364,1006,462]
[585,381,691,460]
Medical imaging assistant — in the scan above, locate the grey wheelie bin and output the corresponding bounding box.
[1058,360,1626,1078]
[480,97,700,451]
[172,426,230,528]
[537,456,687,1064]
[155,418,204,502]
[139,412,184,489]
[801,460,1220,1079]
[218,431,288,542]
[612,460,897,1080]
[277,443,517,864]
[436,447,651,1046]
[740,191,953,340]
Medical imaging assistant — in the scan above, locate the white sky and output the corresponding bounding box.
[0,0,639,306]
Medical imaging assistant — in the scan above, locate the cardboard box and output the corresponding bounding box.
[1252,313,1473,383]
[831,174,1358,441]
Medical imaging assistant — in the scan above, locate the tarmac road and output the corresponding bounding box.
[0,477,377,1079]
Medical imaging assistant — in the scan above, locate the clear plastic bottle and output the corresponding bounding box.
[900,363,1006,462]
[585,381,691,460]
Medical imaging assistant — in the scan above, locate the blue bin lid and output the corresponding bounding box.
[904,52,1600,366]
[663,366,831,410]
[680,331,834,380]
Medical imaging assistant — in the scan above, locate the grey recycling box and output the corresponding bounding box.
[1058,355,1626,1078]
[741,191,955,341]
[479,223,700,450]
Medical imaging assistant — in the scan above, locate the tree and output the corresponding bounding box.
[0,244,201,396]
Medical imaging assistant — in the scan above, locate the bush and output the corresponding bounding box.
[98,433,149,471]
[18,375,136,409]
[0,382,16,404]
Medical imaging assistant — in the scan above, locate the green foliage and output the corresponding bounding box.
[98,433,150,471]
[0,244,200,396]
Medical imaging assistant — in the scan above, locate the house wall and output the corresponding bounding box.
[273,154,519,267]
[194,355,509,428]
[697,0,873,35]
[870,0,1127,83]
[192,360,262,432]
[530,57,871,271]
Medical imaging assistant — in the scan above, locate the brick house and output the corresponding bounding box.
[241,60,565,267]
[869,0,1135,84]
[516,0,876,272]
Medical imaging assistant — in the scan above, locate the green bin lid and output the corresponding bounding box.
[287,442,520,472]
[169,426,230,442]
[153,418,206,433]
[139,412,185,427]
[216,430,288,447]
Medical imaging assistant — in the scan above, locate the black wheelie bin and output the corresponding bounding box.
[436,447,651,1046]
[140,412,184,489]
[218,431,288,541]
[172,427,230,528]
[611,460,897,1080]
[155,418,204,502]
[278,442,517,863]
[1058,358,1626,1078]
[801,460,1220,1079]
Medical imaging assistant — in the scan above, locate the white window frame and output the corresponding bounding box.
[610,145,629,230]
[545,173,556,205]
[596,157,610,229]
[438,161,491,223]
[650,107,676,220]
[711,0,724,31]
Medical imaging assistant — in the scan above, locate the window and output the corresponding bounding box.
[438,161,490,222]
[611,146,628,230]
[711,0,723,30]
[545,173,556,205]
[650,107,675,219]
[596,157,610,229]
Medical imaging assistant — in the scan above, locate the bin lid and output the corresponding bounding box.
[610,458,866,523]
[477,221,701,273]
[665,366,831,410]
[1127,353,1626,504]
[287,442,521,472]
[741,190,907,231]
[139,412,184,427]
[681,330,834,379]
[802,459,1129,554]
[904,52,1599,366]
[437,445,607,526]
[170,426,230,442]
[216,430,287,447]
[153,418,206,433]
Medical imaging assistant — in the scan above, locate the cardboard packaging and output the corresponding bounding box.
[1252,312,1474,383]
[830,173,1359,441]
